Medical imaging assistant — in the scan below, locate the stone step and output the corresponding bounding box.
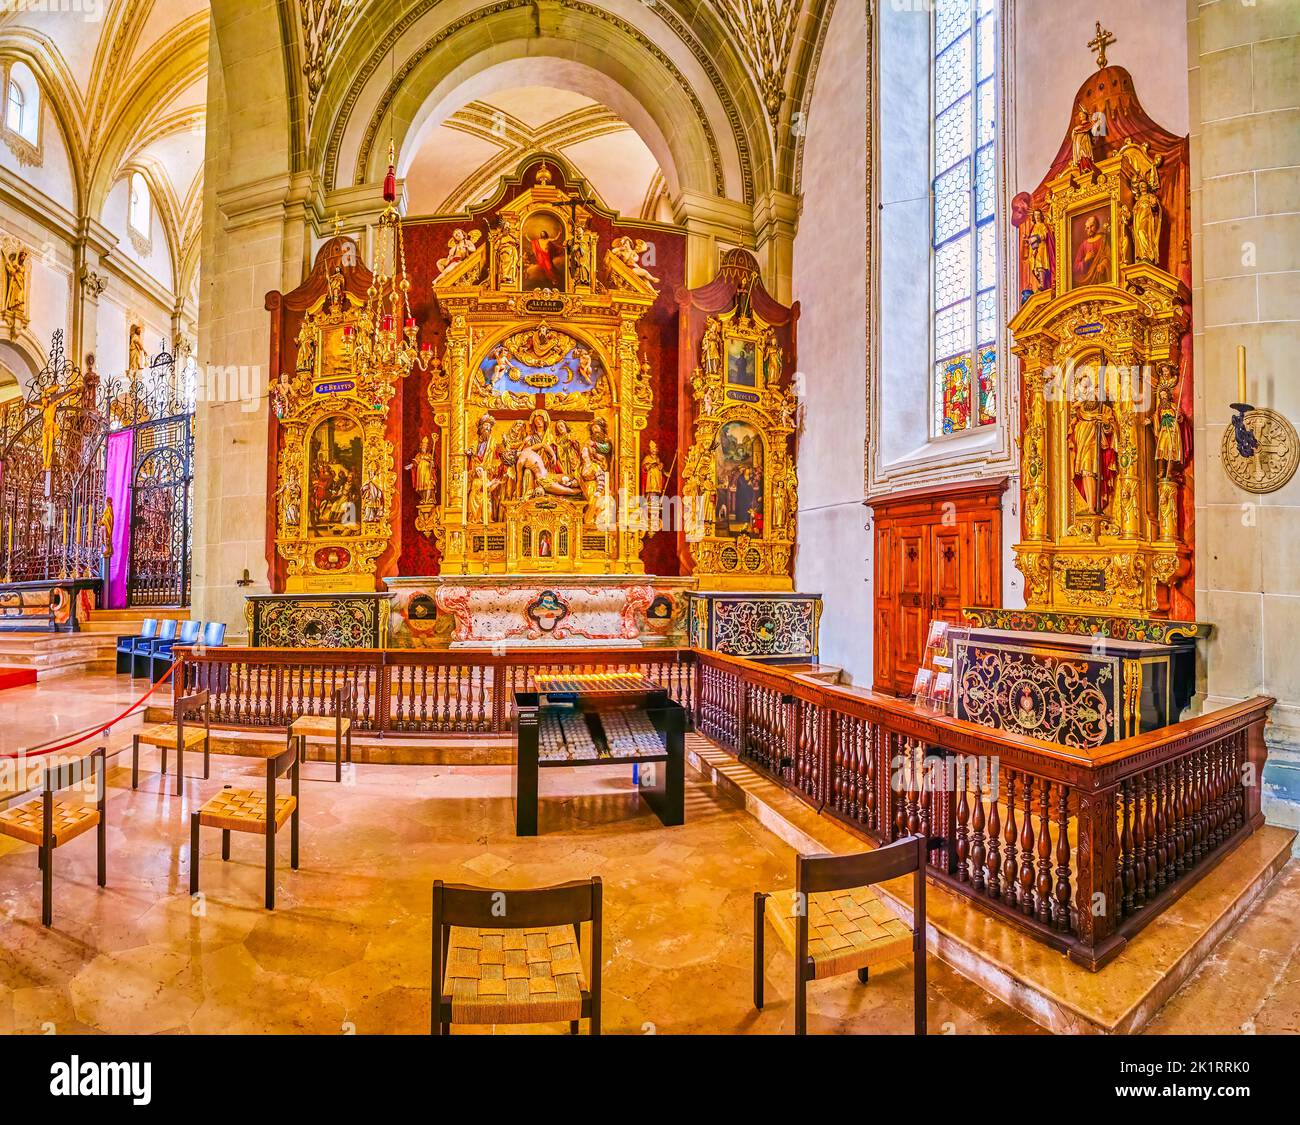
[0,632,118,678]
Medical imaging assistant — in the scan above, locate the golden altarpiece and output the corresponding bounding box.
[954,50,1208,749]
[682,307,799,592]
[424,164,659,576]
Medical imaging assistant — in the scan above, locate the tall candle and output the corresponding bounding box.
[1237,345,1247,404]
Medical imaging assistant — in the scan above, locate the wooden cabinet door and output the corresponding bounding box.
[894,524,930,690]
[931,526,965,630]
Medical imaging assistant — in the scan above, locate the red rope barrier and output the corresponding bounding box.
[5,660,180,759]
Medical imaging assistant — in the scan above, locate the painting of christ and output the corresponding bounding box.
[521,211,567,291]
[307,415,364,534]
[1069,204,1112,290]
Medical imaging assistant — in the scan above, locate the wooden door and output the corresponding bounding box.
[869,479,1007,696]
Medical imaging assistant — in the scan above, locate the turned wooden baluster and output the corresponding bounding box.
[1179,754,1194,871]
[893,734,908,840]
[1190,750,1206,862]
[1002,771,1019,907]
[986,770,1001,898]
[1054,783,1072,932]
[906,741,923,836]
[955,756,971,883]
[1036,779,1053,925]
[1120,777,1135,917]
[1019,774,1037,917]
[916,743,931,839]
[1134,773,1150,907]
[865,725,877,833]
[970,762,986,892]
[1142,769,1157,898]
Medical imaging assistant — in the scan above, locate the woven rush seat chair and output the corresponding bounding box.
[132,689,211,796]
[0,746,107,926]
[754,834,930,1035]
[190,737,300,909]
[286,684,353,782]
[431,877,602,1035]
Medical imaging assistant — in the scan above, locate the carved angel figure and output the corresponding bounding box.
[609,236,659,285]
[436,228,482,277]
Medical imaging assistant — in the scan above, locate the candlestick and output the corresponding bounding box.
[1237,345,1247,405]
[74,505,82,577]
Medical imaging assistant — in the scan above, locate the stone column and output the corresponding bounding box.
[752,189,799,306]
[1190,0,1300,752]
[670,191,756,289]
[71,218,114,369]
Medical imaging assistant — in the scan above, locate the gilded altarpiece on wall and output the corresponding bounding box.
[1009,65,1194,621]
[425,165,659,575]
[267,238,403,592]
[678,250,799,591]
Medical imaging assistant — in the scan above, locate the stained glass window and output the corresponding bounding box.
[933,0,999,436]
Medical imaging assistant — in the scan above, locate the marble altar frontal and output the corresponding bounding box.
[386,574,696,648]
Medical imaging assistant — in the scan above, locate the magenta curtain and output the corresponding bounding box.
[104,429,134,608]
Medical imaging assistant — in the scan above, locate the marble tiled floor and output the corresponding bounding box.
[0,672,1295,1035]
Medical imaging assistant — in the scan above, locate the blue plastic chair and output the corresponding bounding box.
[150,619,202,682]
[131,618,178,678]
[116,619,158,675]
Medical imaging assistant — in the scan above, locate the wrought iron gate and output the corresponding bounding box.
[127,412,193,606]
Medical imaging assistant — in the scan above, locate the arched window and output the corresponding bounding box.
[932,0,1000,436]
[5,79,23,136]
[129,171,151,237]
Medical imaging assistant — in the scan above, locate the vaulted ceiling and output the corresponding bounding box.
[0,0,208,294]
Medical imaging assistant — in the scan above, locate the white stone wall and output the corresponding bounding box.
[792,0,870,682]
[1188,0,1300,748]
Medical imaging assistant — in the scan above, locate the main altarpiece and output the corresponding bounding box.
[258,158,818,660]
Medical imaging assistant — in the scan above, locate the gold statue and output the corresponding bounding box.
[33,379,83,473]
[1130,171,1162,265]
[1069,386,1117,515]
[2,240,29,324]
[467,413,501,524]
[128,322,147,374]
[98,496,114,558]
[1150,364,1184,477]
[1027,209,1051,291]
[497,215,520,286]
[406,433,438,502]
[1070,107,1095,171]
[642,440,666,495]
[1118,203,1133,266]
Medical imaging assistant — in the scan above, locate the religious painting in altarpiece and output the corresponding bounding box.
[680,250,799,591]
[268,237,402,592]
[1009,64,1195,621]
[423,160,659,575]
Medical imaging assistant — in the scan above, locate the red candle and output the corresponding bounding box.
[420,342,431,353]
[343,324,355,338]
[382,313,393,332]
[404,316,416,330]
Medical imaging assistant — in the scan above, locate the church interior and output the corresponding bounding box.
[1,0,1299,1067]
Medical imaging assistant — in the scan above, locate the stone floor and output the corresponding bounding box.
[0,671,1296,1035]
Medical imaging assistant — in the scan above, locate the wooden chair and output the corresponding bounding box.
[753,834,930,1035]
[431,877,602,1035]
[132,689,212,796]
[287,684,354,782]
[0,746,107,926]
[190,737,301,910]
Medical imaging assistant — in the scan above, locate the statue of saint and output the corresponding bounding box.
[701,320,721,376]
[128,322,147,374]
[1150,364,1184,477]
[1070,107,1095,172]
[406,434,438,502]
[1070,391,1118,514]
[98,496,114,557]
[2,242,28,320]
[1027,209,1051,291]
[568,217,592,288]
[468,413,501,523]
[497,217,520,286]
[1130,173,1162,265]
[361,469,385,523]
[1118,203,1133,266]
[642,440,666,496]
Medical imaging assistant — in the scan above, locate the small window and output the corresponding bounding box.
[5,80,23,135]
[129,172,151,237]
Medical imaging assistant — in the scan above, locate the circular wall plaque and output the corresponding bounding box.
[1221,407,1300,494]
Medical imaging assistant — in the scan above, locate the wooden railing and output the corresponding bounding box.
[175,643,1273,970]
[176,646,696,735]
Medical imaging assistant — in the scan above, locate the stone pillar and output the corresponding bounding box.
[670,191,756,289]
[1190,0,1300,749]
[752,190,799,306]
[71,219,114,368]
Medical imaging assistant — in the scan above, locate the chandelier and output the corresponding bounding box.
[342,143,433,389]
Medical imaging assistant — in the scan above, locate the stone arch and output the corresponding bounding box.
[313,1,760,206]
